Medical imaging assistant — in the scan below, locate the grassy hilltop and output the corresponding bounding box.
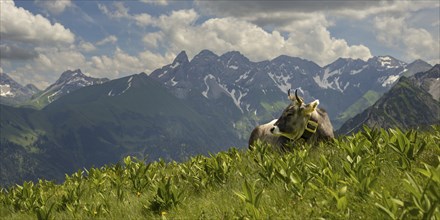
[1,126,439,219]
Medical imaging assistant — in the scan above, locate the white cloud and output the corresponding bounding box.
[136,9,371,66]
[98,2,130,20]
[6,45,168,89]
[196,1,435,21]
[374,16,440,64]
[0,0,75,45]
[10,47,87,89]
[0,44,38,60]
[79,41,96,52]
[88,47,168,79]
[3,1,437,90]
[142,32,163,49]
[134,13,154,26]
[140,0,168,6]
[139,51,175,71]
[192,0,440,64]
[96,35,118,46]
[35,0,73,15]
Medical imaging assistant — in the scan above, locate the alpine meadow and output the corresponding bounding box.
[1,127,439,219]
[1,0,440,219]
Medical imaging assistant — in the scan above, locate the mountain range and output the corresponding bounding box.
[0,72,238,186]
[0,50,438,186]
[338,64,440,134]
[0,73,40,106]
[26,69,109,109]
[150,50,433,130]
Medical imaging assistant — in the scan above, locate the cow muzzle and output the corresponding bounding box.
[270,125,298,140]
[270,126,280,135]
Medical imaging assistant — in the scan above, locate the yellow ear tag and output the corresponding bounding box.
[305,120,318,133]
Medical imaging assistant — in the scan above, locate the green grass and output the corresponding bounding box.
[1,126,439,219]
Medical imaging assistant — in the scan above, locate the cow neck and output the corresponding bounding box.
[301,116,319,140]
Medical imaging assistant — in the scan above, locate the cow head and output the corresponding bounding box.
[270,89,319,140]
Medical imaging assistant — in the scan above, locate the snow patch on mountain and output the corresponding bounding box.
[235,70,251,83]
[48,90,60,102]
[68,76,94,87]
[313,68,340,90]
[344,82,350,91]
[294,66,307,75]
[379,56,392,67]
[218,82,245,113]
[228,65,239,70]
[121,76,133,94]
[350,65,368,75]
[202,74,215,98]
[108,76,133,96]
[381,75,400,87]
[334,77,343,92]
[171,62,180,69]
[170,77,178,86]
[267,72,292,93]
[0,84,13,97]
[158,70,168,78]
[377,56,405,70]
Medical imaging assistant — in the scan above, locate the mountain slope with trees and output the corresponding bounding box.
[338,65,440,135]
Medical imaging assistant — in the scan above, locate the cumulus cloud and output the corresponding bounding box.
[195,0,434,21]
[35,0,73,15]
[98,2,130,20]
[96,35,118,46]
[0,0,75,45]
[0,44,39,60]
[374,16,440,64]
[190,0,438,64]
[140,0,168,6]
[0,0,78,88]
[134,13,154,26]
[135,9,370,65]
[142,32,163,49]
[9,47,87,89]
[4,0,437,90]
[7,45,168,89]
[88,47,168,79]
[79,41,96,52]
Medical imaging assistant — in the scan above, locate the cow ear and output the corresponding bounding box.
[304,100,319,115]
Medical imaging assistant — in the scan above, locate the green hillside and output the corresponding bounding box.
[338,76,440,135]
[0,73,240,186]
[1,126,439,219]
[334,90,382,128]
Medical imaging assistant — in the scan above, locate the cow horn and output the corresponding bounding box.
[295,89,303,105]
[288,89,295,102]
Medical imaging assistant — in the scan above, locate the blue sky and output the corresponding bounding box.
[1,0,439,89]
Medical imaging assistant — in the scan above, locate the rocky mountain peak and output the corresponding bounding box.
[172,51,189,65]
[57,69,85,83]
[191,50,219,64]
[368,56,406,69]
[0,73,39,103]
[220,51,249,63]
[27,69,109,107]
[403,59,433,77]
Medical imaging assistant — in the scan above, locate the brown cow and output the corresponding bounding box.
[249,89,334,150]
